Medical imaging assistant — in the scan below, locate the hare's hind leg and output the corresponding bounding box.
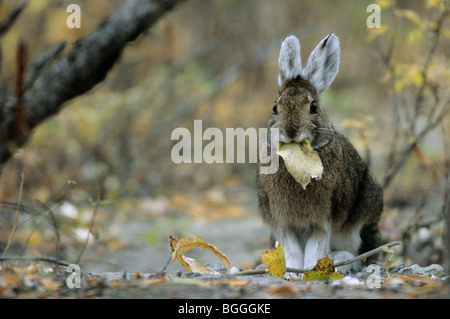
[354,174,383,256]
[304,223,331,269]
[359,222,381,257]
[275,226,304,278]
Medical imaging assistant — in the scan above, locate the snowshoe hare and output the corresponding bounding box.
[257,34,383,275]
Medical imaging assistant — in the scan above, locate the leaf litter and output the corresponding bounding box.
[0,236,448,298]
[169,235,230,274]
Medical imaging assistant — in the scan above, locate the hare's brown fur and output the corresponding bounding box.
[257,123,383,251]
[257,34,383,272]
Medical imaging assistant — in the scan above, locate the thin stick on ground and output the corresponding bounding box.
[2,171,24,257]
[0,256,91,277]
[0,255,71,267]
[33,200,61,260]
[333,241,402,269]
[229,241,403,277]
[76,173,104,264]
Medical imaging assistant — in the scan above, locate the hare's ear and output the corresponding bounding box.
[302,34,340,95]
[278,35,302,87]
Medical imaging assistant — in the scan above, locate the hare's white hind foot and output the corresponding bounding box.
[276,230,304,279]
[276,224,332,279]
[304,224,331,269]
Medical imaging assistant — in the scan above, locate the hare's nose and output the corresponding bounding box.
[285,127,298,140]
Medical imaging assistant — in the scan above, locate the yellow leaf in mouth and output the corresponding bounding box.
[276,139,323,189]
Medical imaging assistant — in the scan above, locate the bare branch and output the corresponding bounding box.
[0,255,71,267]
[34,200,62,261]
[25,41,67,88]
[380,4,449,190]
[0,0,29,37]
[0,0,185,166]
[23,0,183,130]
[382,95,450,189]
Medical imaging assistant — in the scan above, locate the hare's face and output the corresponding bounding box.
[271,77,323,144]
[270,77,333,148]
[273,34,340,149]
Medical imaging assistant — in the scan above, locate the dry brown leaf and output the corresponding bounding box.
[269,284,297,296]
[138,277,166,286]
[133,271,141,279]
[227,278,251,288]
[85,276,100,285]
[277,139,323,189]
[212,278,251,290]
[169,236,230,274]
[169,236,191,271]
[387,274,437,286]
[0,273,22,296]
[40,277,63,291]
[261,242,286,278]
[180,256,220,275]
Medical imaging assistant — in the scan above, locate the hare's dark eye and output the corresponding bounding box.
[310,101,317,114]
[273,103,278,115]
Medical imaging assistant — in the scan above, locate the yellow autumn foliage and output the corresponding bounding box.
[261,243,286,278]
[302,256,344,281]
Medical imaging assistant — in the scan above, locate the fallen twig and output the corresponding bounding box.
[333,241,402,269]
[0,256,71,267]
[2,171,24,256]
[76,173,104,264]
[0,255,91,277]
[230,269,269,276]
[156,256,172,277]
[33,200,61,260]
[0,0,29,36]
[229,241,403,277]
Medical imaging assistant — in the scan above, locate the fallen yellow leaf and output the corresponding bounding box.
[302,256,343,281]
[261,242,286,278]
[13,265,38,274]
[277,139,323,189]
[169,236,230,274]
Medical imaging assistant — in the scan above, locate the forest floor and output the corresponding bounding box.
[1,186,449,300]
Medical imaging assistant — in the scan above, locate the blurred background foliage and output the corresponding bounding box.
[0,0,448,270]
